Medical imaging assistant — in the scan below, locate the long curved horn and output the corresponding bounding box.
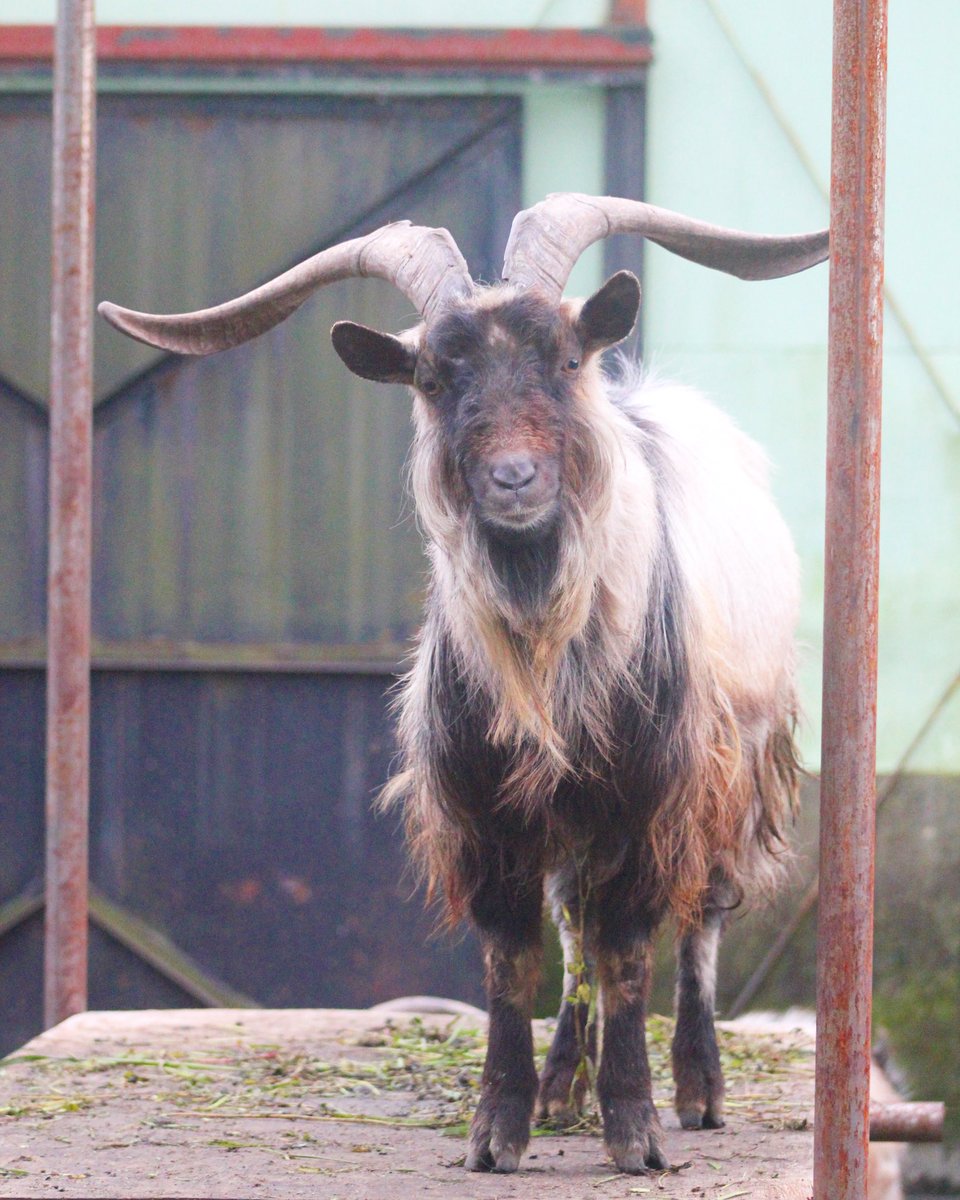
[99,221,473,356]
[502,193,829,298]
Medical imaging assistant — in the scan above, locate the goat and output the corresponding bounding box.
[100,194,828,1175]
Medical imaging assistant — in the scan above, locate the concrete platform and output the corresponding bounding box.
[0,1008,815,1198]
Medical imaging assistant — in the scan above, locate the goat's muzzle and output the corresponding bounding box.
[469,450,561,540]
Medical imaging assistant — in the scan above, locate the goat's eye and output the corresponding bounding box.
[563,357,580,374]
[419,377,441,397]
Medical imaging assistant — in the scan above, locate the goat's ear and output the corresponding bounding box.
[575,271,641,352]
[331,321,418,384]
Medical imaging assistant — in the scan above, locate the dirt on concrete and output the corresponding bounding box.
[0,1008,815,1199]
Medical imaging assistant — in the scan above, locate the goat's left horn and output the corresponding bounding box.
[501,193,828,299]
[99,221,473,356]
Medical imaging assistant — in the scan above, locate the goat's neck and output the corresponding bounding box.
[430,401,660,765]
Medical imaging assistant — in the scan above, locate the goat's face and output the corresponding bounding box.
[331,271,641,545]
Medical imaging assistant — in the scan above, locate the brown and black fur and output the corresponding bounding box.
[333,272,801,1174]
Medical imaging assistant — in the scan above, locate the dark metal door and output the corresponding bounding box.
[0,91,522,1054]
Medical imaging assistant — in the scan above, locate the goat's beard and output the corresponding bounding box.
[481,514,562,621]
[408,379,660,793]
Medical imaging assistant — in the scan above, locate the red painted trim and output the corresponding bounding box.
[0,25,651,70]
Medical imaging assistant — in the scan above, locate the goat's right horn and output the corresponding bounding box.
[502,193,829,300]
[99,221,474,356]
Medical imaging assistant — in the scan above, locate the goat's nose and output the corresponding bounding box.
[490,454,537,491]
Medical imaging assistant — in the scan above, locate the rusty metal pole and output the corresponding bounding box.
[815,2,887,1199]
[45,0,96,1028]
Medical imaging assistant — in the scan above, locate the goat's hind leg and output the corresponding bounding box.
[537,869,597,1125]
[465,858,543,1173]
[671,886,731,1130]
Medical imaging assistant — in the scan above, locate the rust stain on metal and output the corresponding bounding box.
[45,0,96,1029]
[815,2,888,1199]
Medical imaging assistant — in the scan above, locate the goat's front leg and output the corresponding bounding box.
[672,891,729,1130]
[595,906,668,1173]
[465,863,543,1173]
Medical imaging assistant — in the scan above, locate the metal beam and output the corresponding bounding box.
[0,638,405,675]
[0,25,652,73]
[45,0,96,1029]
[88,889,257,1009]
[0,882,44,942]
[0,881,256,1009]
[869,1102,945,1144]
[815,2,888,1198]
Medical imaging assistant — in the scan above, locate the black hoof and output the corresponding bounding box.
[608,1137,670,1174]
[465,1143,521,1173]
[467,1093,531,1173]
[603,1098,668,1174]
[677,1101,725,1130]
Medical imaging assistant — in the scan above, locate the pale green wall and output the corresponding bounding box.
[644,0,960,773]
[2,0,957,771]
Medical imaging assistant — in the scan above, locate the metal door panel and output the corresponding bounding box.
[92,115,520,646]
[0,389,47,639]
[0,90,520,1057]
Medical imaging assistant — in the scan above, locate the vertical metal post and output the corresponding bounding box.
[45,0,96,1027]
[815,2,887,1198]
[607,0,647,23]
